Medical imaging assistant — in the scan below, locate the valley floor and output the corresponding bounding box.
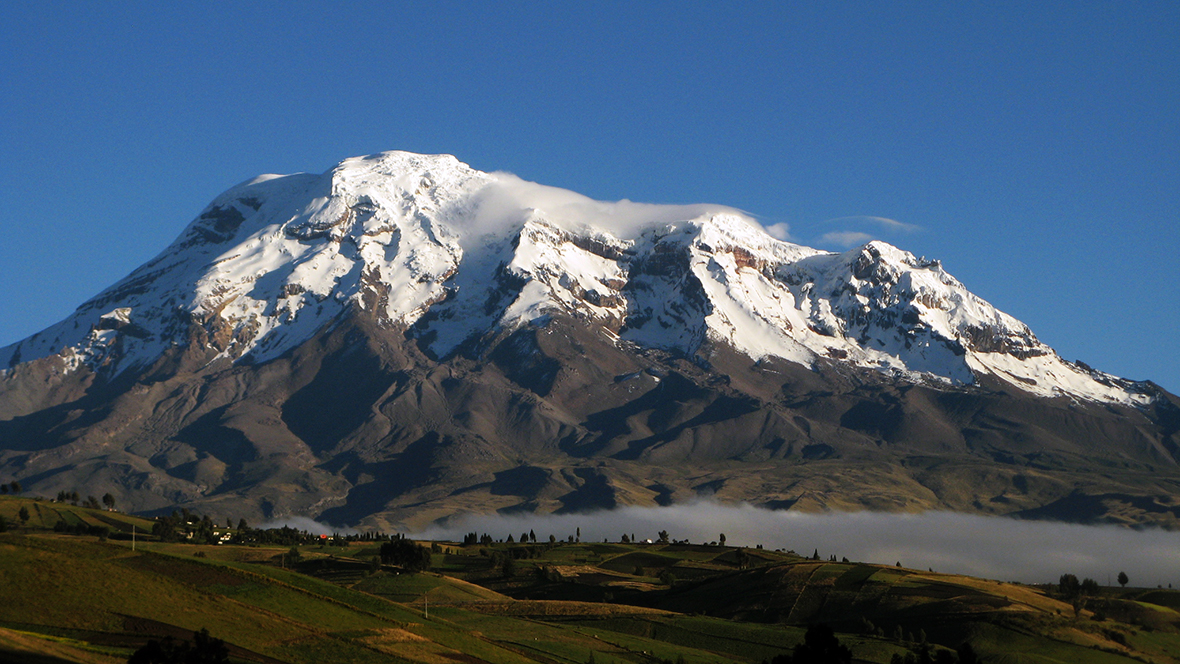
[3,496,1180,664]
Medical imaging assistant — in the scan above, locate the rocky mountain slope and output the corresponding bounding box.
[2,151,1178,529]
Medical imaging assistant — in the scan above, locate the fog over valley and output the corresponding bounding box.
[261,504,1180,589]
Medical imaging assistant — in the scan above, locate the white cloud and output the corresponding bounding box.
[462,173,756,242]
[257,516,358,535]
[818,231,876,248]
[762,222,792,240]
[409,502,1180,587]
[823,215,921,233]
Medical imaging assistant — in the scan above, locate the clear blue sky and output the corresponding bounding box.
[2,2,1177,393]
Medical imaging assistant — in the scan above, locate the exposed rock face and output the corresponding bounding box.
[1,151,1177,530]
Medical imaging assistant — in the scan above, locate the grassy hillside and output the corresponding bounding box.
[0,496,155,534]
[3,495,1180,664]
[437,538,1180,663]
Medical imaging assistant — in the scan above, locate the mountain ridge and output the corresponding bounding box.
[1,151,1177,529]
[0,151,1154,406]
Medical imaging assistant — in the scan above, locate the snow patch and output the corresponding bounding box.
[0,151,1156,408]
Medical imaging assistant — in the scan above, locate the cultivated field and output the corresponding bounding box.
[3,496,1178,664]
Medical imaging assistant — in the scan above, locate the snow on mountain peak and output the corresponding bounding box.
[0,152,1156,408]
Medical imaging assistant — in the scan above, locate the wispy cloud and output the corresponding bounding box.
[818,231,875,248]
[822,215,921,233]
[762,222,792,240]
[811,215,921,250]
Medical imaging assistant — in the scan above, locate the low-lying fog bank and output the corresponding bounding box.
[408,503,1180,587]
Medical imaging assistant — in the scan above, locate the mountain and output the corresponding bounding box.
[2,151,1178,530]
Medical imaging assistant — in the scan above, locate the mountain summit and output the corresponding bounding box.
[2,152,1177,529]
[0,151,1151,405]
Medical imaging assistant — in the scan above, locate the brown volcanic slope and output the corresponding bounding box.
[2,302,1179,531]
[1,152,1178,530]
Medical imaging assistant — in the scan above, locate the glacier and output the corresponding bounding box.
[0,151,1154,407]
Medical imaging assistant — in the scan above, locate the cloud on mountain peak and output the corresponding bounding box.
[818,231,876,248]
[824,215,921,233]
[467,173,749,241]
[813,215,921,249]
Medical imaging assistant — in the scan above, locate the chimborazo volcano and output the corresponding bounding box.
[2,152,1178,530]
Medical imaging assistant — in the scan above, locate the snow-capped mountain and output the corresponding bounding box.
[2,151,1177,530]
[0,152,1152,406]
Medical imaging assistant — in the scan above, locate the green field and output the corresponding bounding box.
[3,495,1180,664]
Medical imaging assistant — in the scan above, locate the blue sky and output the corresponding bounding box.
[2,2,1177,392]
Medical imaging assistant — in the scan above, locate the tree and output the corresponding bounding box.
[787,623,853,664]
[18,506,30,525]
[621,533,630,543]
[1059,573,1080,597]
[9,481,20,495]
[237,518,248,531]
[1118,571,1129,588]
[502,556,517,578]
[956,642,979,664]
[1059,574,1098,616]
[190,627,229,663]
[735,548,750,569]
[657,530,669,544]
[379,539,432,572]
[102,493,116,510]
[529,529,536,543]
[719,533,726,546]
[152,516,181,542]
[127,627,228,664]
